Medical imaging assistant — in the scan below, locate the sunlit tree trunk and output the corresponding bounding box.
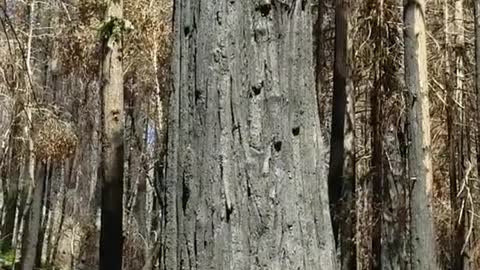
[403,1,438,269]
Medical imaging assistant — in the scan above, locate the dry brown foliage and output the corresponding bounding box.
[33,108,77,161]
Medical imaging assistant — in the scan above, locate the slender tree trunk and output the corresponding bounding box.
[472,2,480,268]
[371,1,384,269]
[19,1,40,269]
[99,0,124,269]
[50,163,67,265]
[403,1,438,269]
[452,0,466,268]
[314,0,329,126]
[133,126,147,238]
[44,190,56,266]
[161,1,337,269]
[474,1,480,234]
[151,39,166,245]
[444,0,459,268]
[35,162,52,267]
[1,113,21,253]
[153,38,168,180]
[328,0,356,269]
[124,78,137,227]
[13,182,28,259]
[379,2,409,269]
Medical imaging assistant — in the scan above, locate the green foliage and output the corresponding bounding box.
[98,17,134,42]
[2,250,15,265]
[0,246,16,269]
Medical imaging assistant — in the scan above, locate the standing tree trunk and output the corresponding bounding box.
[403,1,438,269]
[1,109,21,253]
[19,1,40,269]
[314,0,330,126]
[371,1,384,269]
[452,0,466,268]
[328,0,356,269]
[444,0,459,268]
[20,161,47,270]
[161,1,337,269]
[35,163,52,267]
[99,0,124,269]
[474,1,480,230]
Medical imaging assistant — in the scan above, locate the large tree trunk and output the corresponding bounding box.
[328,0,356,269]
[161,1,337,269]
[99,0,124,269]
[403,1,438,269]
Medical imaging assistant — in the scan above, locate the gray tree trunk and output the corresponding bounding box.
[161,1,337,269]
[403,1,439,269]
[19,1,40,269]
[20,162,46,270]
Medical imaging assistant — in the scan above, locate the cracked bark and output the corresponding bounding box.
[161,1,337,269]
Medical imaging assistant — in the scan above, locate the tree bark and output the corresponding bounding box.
[20,162,46,270]
[403,1,438,269]
[328,0,356,269]
[371,1,384,269]
[50,163,67,265]
[314,0,330,127]
[35,162,52,267]
[0,109,21,253]
[452,0,466,268]
[99,0,124,270]
[474,3,480,247]
[161,1,337,269]
[19,1,40,269]
[444,0,459,268]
